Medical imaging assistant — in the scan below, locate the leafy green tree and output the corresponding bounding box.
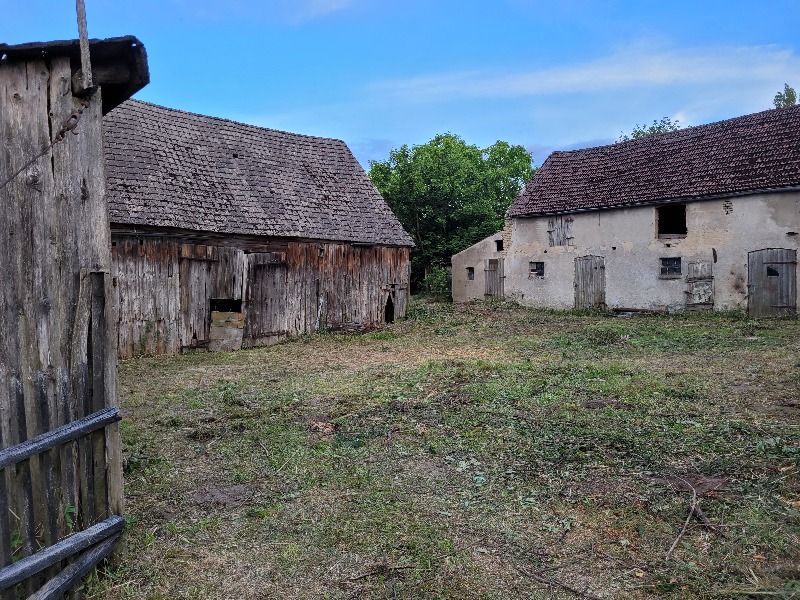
[618,116,682,142]
[774,83,797,109]
[369,134,533,289]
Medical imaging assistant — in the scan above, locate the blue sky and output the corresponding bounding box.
[3,1,799,166]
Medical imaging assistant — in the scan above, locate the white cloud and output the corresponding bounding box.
[370,44,800,104]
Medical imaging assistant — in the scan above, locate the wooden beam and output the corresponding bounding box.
[28,533,121,600]
[0,407,120,470]
[75,0,92,89]
[71,64,131,96]
[0,516,124,590]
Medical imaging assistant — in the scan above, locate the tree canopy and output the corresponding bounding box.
[369,134,533,290]
[774,83,797,109]
[618,116,682,142]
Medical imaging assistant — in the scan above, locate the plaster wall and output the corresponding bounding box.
[451,231,508,302]
[452,192,800,311]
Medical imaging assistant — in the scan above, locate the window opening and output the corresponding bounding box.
[767,266,779,277]
[657,204,687,237]
[466,267,475,281]
[210,298,242,312]
[660,257,682,278]
[529,261,545,278]
[495,239,504,251]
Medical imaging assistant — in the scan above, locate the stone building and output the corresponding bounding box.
[103,100,413,357]
[452,105,800,317]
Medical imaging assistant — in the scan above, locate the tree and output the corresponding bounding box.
[774,83,797,109]
[369,134,533,290]
[618,116,681,142]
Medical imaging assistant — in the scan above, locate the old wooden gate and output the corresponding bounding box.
[748,248,797,317]
[0,34,148,597]
[245,253,289,346]
[574,255,606,309]
[484,258,504,298]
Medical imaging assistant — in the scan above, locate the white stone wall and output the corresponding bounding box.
[452,192,800,311]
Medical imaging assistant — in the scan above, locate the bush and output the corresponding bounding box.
[422,266,450,297]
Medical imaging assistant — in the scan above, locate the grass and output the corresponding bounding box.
[87,300,799,599]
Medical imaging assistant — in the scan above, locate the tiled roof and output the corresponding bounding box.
[103,100,413,246]
[509,105,800,217]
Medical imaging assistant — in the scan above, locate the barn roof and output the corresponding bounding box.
[103,100,413,246]
[0,36,149,114]
[508,104,800,217]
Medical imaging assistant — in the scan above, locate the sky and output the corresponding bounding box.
[3,1,799,167]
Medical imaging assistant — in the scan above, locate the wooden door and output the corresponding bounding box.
[179,256,214,348]
[574,255,606,309]
[484,258,504,298]
[748,248,797,317]
[245,253,289,343]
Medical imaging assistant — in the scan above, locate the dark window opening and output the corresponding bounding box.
[495,239,504,251]
[767,266,780,277]
[466,267,475,280]
[660,257,682,278]
[384,295,395,324]
[657,204,687,237]
[529,261,545,278]
[210,298,242,313]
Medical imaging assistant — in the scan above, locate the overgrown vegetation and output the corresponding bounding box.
[369,134,533,289]
[90,301,799,599]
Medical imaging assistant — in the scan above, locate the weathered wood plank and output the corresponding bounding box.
[0,408,120,471]
[28,532,121,600]
[0,515,124,590]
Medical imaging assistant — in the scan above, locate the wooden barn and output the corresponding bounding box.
[102,101,413,358]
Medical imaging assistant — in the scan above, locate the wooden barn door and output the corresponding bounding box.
[484,258,504,298]
[574,255,606,309]
[748,248,797,317]
[179,246,216,349]
[245,253,289,344]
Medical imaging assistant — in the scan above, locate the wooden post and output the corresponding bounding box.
[0,48,121,588]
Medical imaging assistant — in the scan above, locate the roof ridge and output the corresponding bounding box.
[550,104,800,157]
[125,99,348,146]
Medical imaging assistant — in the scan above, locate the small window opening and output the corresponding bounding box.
[210,298,242,313]
[232,153,239,158]
[495,239,504,251]
[657,204,687,238]
[384,295,395,324]
[529,261,545,278]
[767,266,779,277]
[466,267,475,281]
[660,257,682,278]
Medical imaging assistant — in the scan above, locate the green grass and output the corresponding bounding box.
[88,300,800,599]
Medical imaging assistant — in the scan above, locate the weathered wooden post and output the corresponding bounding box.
[0,36,148,595]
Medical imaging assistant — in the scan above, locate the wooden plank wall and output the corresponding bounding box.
[113,235,411,357]
[0,56,121,589]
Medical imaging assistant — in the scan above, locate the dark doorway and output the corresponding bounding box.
[210,298,242,312]
[384,295,395,324]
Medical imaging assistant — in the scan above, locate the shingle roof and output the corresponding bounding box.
[103,100,413,246]
[509,105,800,217]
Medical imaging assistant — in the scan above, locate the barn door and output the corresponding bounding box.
[748,248,797,317]
[245,253,289,344]
[484,258,504,298]
[574,255,606,309]
[179,251,215,349]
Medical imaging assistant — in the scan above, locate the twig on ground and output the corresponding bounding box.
[513,563,604,600]
[346,563,413,583]
[666,478,699,560]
